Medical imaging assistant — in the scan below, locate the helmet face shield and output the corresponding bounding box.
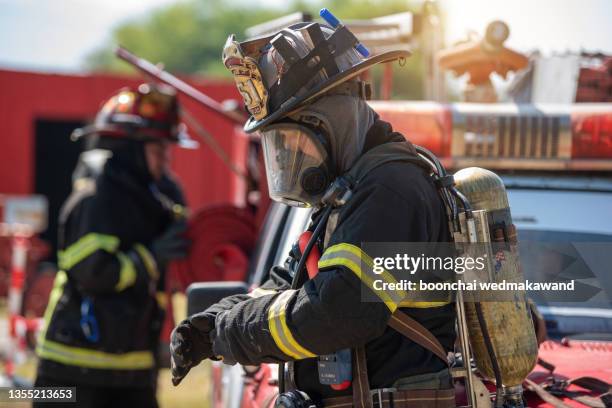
[260,123,331,207]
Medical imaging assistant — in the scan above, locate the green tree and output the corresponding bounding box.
[86,0,425,98]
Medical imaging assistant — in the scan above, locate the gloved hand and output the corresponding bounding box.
[170,313,215,386]
[151,221,191,266]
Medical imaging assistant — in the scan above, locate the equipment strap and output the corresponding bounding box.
[525,376,612,408]
[565,376,612,396]
[531,359,612,408]
[388,311,450,366]
[348,295,451,405]
[524,378,574,408]
[554,376,611,408]
[325,388,456,408]
[353,346,373,408]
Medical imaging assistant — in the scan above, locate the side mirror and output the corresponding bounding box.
[186,281,249,316]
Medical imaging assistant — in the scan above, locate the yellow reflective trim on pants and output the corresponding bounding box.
[115,252,137,291]
[37,339,154,370]
[134,243,158,280]
[36,271,153,370]
[58,233,119,270]
[318,243,406,312]
[268,290,316,360]
[248,287,277,298]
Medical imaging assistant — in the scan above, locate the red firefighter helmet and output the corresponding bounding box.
[72,83,198,149]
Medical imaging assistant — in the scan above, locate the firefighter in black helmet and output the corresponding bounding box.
[171,20,456,408]
[34,83,197,408]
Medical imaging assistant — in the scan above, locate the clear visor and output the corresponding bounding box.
[260,123,329,207]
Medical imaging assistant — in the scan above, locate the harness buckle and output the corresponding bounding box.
[321,177,353,207]
[370,388,397,408]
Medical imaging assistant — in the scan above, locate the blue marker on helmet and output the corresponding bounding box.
[319,8,370,58]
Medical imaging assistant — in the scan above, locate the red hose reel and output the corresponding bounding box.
[161,204,257,341]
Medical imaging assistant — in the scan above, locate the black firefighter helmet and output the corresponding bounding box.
[222,21,410,133]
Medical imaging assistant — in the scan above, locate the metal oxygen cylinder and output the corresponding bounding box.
[453,167,538,405]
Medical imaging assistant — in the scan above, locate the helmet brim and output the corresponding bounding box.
[70,124,199,149]
[243,49,411,133]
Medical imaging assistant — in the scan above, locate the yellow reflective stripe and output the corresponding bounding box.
[332,244,406,298]
[156,291,168,309]
[318,257,398,312]
[115,252,137,291]
[37,339,154,370]
[399,300,451,308]
[134,244,158,280]
[171,203,188,219]
[248,287,277,298]
[37,271,68,344]
[267,290,316,360]
[318,243,407,312]
[58,233,119,270]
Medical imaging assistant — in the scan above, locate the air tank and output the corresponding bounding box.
[454,167,538,395]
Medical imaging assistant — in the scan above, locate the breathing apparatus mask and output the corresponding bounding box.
[259,119,334,208]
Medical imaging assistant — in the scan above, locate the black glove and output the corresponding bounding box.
[170,313,215,386]
[151,221,191,266]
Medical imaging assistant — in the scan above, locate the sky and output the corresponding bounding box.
[441,0,612,55]
[0,0,611,73]
[0,0,178,71]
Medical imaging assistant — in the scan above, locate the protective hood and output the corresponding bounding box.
[292,93,376,175]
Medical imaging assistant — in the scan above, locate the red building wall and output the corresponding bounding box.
[0,68,245,210]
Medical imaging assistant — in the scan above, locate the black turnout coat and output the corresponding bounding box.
[37,152,183,388]
[196,120,456,401]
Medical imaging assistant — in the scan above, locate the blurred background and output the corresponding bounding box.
[0,0,611,406]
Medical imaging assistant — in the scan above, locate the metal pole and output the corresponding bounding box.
[115,47,246,125]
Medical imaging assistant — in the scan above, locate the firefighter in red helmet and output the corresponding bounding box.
[34,83,197,408]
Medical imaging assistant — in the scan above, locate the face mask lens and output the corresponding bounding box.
[260,124,329,207]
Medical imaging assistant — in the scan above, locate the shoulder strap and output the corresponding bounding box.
[344,141,430,187]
